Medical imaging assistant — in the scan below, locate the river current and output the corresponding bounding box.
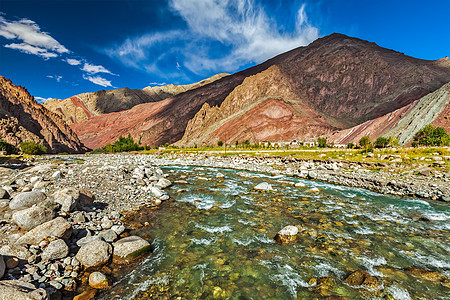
[100,165,449,299]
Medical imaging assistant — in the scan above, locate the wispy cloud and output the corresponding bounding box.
[149,82,167,86]
[65,58,81,65]
[106,0,319,76]
[47,75,63,82]
[81,63,116,75]
[0,15,68,59]
[83,74,114,88]
[34,96,52,103]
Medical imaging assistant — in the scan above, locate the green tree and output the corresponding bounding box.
[217,140,223,147]
[0,139,18,155]
[235,141,239,147]
[242,140,250,148]
[317,137,327,148]
[19,141,47,155]
[347,143,355,149]
[359,136,371,148]
[411,141,418,148]
[374,137,389,148]
[414,125,449,146]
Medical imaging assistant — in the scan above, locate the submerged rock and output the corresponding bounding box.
[344,270,381,289]
[305,187,320,193]
[274,225,299,244]
[406,267,450,287]
[254,182,274,191]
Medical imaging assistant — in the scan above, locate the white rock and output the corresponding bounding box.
[254,182,274,191]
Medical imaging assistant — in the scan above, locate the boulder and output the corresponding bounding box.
[0,254,5,278]
[52,188,94,212]
[12,206,55,230]
[0,244,32,260]
[254,182,274,191]
[9,191,46,210]
[113,236,151,260]
[305,187,320,193]
[0,187,9,199]
[344,270,381,289]
[274,225,299,244]
[0,280,48,300]
[156,178,172,189]
[76,240,112,268]
[76,235,105,247]
[98,230,118,243]
[15,217,72,245]
[41,239,69,261]
[294,182,307,188]
[89,272,110,289]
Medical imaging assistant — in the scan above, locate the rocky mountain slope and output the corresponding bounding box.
[328,82,450,145]
[71,33,450,149]
[44,73,228,125]
[0,76,87,153]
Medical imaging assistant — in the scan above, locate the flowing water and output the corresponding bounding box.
[101,166,449,299]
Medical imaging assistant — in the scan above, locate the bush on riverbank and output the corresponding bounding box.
[0,139,19,154]
[91,135,143,154]
[19,141,47,155]
[413,125,449,146]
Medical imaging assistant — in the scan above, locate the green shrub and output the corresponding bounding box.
[91,135,142,154]
[19,141,47,155]
[374,136,389,148]
[0,139,19,155]
[413,124,449,146]
[359,136,371,148]
[411,141,418,148]
[347,143,355,149]
[217,140,223,147]
[317,137,327,148]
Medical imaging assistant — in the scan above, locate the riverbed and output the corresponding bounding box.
[100,165,450,299]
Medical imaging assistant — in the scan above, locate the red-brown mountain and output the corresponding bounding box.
[71,33,450,149]
[0,76,87,153]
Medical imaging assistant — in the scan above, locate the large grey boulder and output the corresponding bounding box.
[113,236,151,260]
[254,182,274,191]
[0,254,5,279]
[76,240,112,268]
[155,178,172,189]
[89,272,110,289]
[76,235,104,247]
[41,239,69,261]
[12,206,55,230]
[15,217,72,245]
[9,191,46,210]
[274,225,299,244]
[0,280,48,300]
[52,188,94,212]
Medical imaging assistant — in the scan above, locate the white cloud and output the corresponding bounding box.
[149,82,167,86]
[47,75,63,82]
[4,43,58,59]
[83,74,113,87]
[106,0,319,75]
[81,63,115,75]
[0,15,69,58]
[66,58,81,65]
[34,96,52,103]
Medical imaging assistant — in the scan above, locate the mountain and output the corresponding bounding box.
[43,73,229,125]
[0,76,87,153]
[70,33,450,149]
[328,82,450,145]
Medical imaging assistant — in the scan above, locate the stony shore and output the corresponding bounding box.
[0,152,448,299]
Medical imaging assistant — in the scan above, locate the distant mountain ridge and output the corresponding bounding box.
[69,33,450,149]
[0,76,87,153]
[44,73,229,125]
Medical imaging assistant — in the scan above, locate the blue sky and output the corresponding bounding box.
[1,0,449,102]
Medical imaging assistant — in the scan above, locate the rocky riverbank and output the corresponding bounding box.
[0,154,172,299]
[0,152,448,299]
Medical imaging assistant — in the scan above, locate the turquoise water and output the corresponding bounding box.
[101,166,450,299]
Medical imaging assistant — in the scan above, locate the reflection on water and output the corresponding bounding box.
[101,166,450,299]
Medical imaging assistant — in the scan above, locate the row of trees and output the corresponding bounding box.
[91,135,143,153]
[0,139,47,155]
[316,125,449,149]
